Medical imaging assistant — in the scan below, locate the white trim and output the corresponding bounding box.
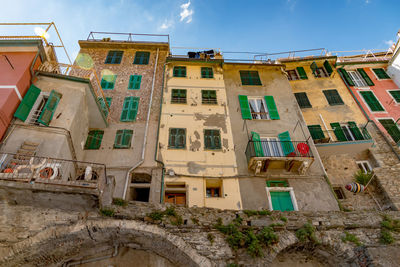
[0,85,22,100]
[265,186,299,211]
[370,67,391,81]
[356,160,372,173]
[387,89,400,104]
[347,70,369,88]
[357,90,387,114]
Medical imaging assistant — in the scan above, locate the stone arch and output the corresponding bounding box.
[1,219,212,267]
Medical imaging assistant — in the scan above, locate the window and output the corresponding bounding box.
[260,137,284,157]
[238,95,279,120]
[204,129,221,149]
[37,90,62,126]
[202,90,217,104]
[379,119,400,143]
[294,92,312,108]
[287,70,299,81]
[85,130,104,150]
[128,75,142,90]
[28,94,49,124]
[171,89,187,104]
[98,97,112,117]
[323,89,344,105]
[206,179,222,198]
[356,161,372,174]
[359,91,384,112]
[114,129,133,149]
[333,187,345,200]
[173,66,186,77]
[120,96,139,122]
[310,60,332,78]
[330,122,366,142]
[266,180,288,187]
[101,75,117,90]
[308,125,325,140]
[270,191,294,211]
[169,128,186,148]
[133,51,150,65]
[105,50,123,64]
[373,68,390,79]
[201,67,213,78]
[388,90,400,103]
[239,70,261,85]
[348,71,368,87]
[249,98,269,119]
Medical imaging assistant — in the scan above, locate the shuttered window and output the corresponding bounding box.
[360,91,384,112]
[101,75,117,90]
[133,51,150,65]
[373,68,390,79]
[169,128,186,149]
[128,75,142,90]
[120,96,139,121]
[114,129,133,149]
[296,67,308,79]
[201,67,213,78]
[37,90,62,126]
[98,97,112,117]
[238,95,252,119]
[105,51,123,64]
[264,96,279,119]
[287,70,299,80]
[202,90,217,104]
[323,60,333,76]
[379,119,400,143]
[323,89,344,105]
[239,70,262,85]
[171,89,187,103]
[173,66,187,77]
[348,121,364,140]
[270,191,294,211]
[389,90,400,103]
[85,130,104,150]
[204,129,221,149]
[278,131,294,156]
[239,95,279,120]
[308,125,325,140]
[338,68,355,86]
[348,71,368,87]
[294,92,312,108]
[14,84,41,121]
[251,131,263,157]
[330,122,347,142]
[266,180,288,187]
[357,68,374,86]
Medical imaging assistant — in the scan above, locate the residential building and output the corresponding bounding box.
[77,32,169,203]
[223,61,338,211]
[157,51,242,210]
[387,32,400,87]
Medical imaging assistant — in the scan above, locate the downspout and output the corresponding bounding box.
[122,48,160,200]
[30,50,41,83]
[338,68,400,161]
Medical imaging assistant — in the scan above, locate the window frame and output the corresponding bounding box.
[248,97,270,120]
[105,50,123,64]
[287,69,300,81]
[201,67,214,79]
[265,186,298,211]
[204,129,222,150]
[168,128,186,149]
[358,90,386,113]
[26,91,50,125]
[259,136,284,157]
[239,70,262,85]
[205,179,222,198]
[171,89,187,104]
[387,90,400,104]
[294,92,312,108]
[128,75,142,90]
[173,66,187,77]
[356,160,372,174]
[120,96,140,122]
[372,68,391,80]
[133,51,150,65]
[323,89,344,106]
[378,117,400,144]
[348,70,368,88]
[101,75,117,90]
[85,130,104,150]
[314,67,329,78]
[201,90,217,105]
[113,129,133,149]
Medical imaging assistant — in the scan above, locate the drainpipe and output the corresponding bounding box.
[319,114,333,141]
[122,48,160,200]
[30,50,41,84]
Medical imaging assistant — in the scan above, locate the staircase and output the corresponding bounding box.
[7,141,40,169]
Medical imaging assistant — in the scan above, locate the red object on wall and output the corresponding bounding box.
[297,142,310,156]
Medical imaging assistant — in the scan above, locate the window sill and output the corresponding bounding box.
[104,63,122,65]
[206,196,223,199]
[84,148,101,150]
[201,77,215,79]
[328,103,345,106]
[204,148,222,151]
[241,84,262,86]
[173,76,187,78]
[128,88,140,90]
[113,147,131,149]
[168,147,186,150]
[171,102,187,104]
[133,63,149,65]
[102,89,115,90]
[300,106,313,109]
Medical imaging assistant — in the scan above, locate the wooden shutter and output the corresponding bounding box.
[271,191,294,211]
[38,90,62,126]
[307,125,325,140]
[114,130,123,148]
[251,131,264,157]
[323,60,333,76]
[264,96,280,120]
[238,95,252,120]
[357,68,374,86]
[128,97,139,121]
[360,91,384,111]
[278,131,294,156]
[373,68,390,79]
[296,67,308,79]
[133,75,142,89]
[122,130,133,147]
[330,122,347,141]
[338,68,355,86]
[120,97,130,121]
[348,121,364,140]
[379,119,400,143]
[310,61,318,76]
[14,85,41,121]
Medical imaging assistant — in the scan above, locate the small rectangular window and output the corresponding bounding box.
[105,50,123,64]
[360,91,384,112]
[120,97,139,122]
[171,89,187,104]
[101,75,117,90]
[307,125,325,140]
[114,129,133,149]
[173,66,187,77]
[128,75,142,90]
[389,90,400,103]
[287,70,299,81]
[294,92,312,108]
[356,160,372,174]
[240,70,261,85]
[98,97,112,117]
[266,180,288,187]
[85,130,104,150]
[249,98,269,119]
[373,68,390,79]
[333,187,345,200]
[133,51,150,65]
[201,67,214,78]
[169,128,186,149]
[348,71,368,87]
[379,119,400,143]
[202,90,217,104]
[206,179,222,198]
[204,129,221,149]
[323,89,344,105]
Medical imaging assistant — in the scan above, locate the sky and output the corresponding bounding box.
[1,0,399,63]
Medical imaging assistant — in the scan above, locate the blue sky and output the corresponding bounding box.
[1,0,399,63]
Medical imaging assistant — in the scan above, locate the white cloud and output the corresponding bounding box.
[159,20,173,30]
[385,40,395,47]
[180,1,193,23]
[365,0,370,4]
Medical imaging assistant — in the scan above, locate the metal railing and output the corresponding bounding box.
[202,98,218,105]
[245,140,313,163]
[0,152,106,189]
[310,127,372,144]
[332,49,393,63]
[86,31,170,44]
[171,97,187,104]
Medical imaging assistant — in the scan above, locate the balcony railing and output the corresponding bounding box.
[0,153,106,190]
[310,127,372,144]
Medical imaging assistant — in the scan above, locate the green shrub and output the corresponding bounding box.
[100,207,115,217]
[257,210,271,216]
[191,217,199,225]
[354,170,373,186]
[207,233,215,244]
[165,206,177,216]
[296,223,319,244]
[112,198,128,207]
[280,216,288,223]
[148,211,164,221]
[380,230,394,244]
[381,215,400,232]
[258,226,279,246]
[342,231,362,246]
[243,210,258,217]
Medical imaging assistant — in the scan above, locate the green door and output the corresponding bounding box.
[270,191,294,211]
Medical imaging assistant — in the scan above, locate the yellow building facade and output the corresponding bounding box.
[158,57,242,210]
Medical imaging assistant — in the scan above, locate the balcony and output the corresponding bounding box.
[245,140,314,175]
[0,152,106,194]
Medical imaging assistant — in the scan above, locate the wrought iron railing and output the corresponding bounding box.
[86,31,170,44]
[0,152,106,189]
[309,127,372,144]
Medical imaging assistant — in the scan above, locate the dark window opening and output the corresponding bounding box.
[130,187,150,202]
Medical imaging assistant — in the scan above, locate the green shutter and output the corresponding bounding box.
[323,60,333,76]
[357,68,374,86]
[122,130,133,147]
[373,68,390,79]
[348,121,364,140]
[128,97,139,121]
[360,91,384,111]
[379,119,400,143]
[38,90,62,126]
[128,75,141,90]
[85,130,104,149]
[120,97,130,121]
[270,191,294,211]
[296,67,308,79]
[278,131,294,156]
[114,130,123,148]
[330,122,347,142]
[338,68,355,86]
[310,61,318,76]
[307,125,325,140]
[264,96,280,120]
[238,95,252,120]
[266,180,288,187]
[389,91,400,103]
[251,131,264,157]
[14,85,41,121]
